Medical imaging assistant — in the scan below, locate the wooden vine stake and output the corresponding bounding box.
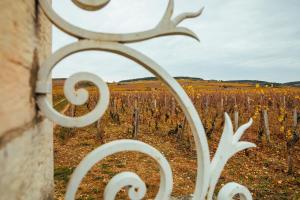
[234,110,239,132]
[69,105,76,133]
[287,108,299,174]
[247,96,251,111]
[263,109,271,143]
[132,99,139,139]
[205,96,209,114]
[172,97,176,116]
[221,97,224,111]
[96,118,105,143]
[234,97,238,131]
[69,104,75,117]
[293,108,297,127]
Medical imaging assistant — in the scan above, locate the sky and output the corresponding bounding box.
[52,0,300,83]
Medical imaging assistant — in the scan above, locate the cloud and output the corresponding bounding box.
[52,0,300,83]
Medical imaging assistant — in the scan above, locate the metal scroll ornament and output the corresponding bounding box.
[35,0,256,199]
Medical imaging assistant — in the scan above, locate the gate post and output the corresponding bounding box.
[0,1,53,199]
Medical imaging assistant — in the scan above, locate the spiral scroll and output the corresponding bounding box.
[37,72,109,127]
[36,0,256,199]
[65,140,173,200]
[104,172,146,200]
[217,182,253,200]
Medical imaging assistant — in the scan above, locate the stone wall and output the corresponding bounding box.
[0,1,53,199]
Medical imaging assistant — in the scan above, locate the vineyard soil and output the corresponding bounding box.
[53,79,300,200]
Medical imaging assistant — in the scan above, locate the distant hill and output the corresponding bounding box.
[52,77,300,87]
[283,81,300,87]
[222,80,281,86]
[223,80,300,87]
[119,76,204,83]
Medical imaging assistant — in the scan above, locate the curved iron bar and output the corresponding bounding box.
[39,0,203,42]
[36,40,210,199]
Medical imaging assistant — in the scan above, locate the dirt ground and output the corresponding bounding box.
[53,80,300,200]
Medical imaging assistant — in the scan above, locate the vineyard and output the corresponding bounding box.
[53,79,300,200]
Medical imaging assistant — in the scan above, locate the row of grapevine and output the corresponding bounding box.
[57,85,300,174]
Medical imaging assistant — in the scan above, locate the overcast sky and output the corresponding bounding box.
[52,0,300,83]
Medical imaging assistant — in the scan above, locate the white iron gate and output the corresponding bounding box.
[35,0,255,199]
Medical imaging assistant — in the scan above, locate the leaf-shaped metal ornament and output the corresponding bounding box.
[208,113,256,200]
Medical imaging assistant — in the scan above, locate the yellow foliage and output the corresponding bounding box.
[286,129,293,140]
